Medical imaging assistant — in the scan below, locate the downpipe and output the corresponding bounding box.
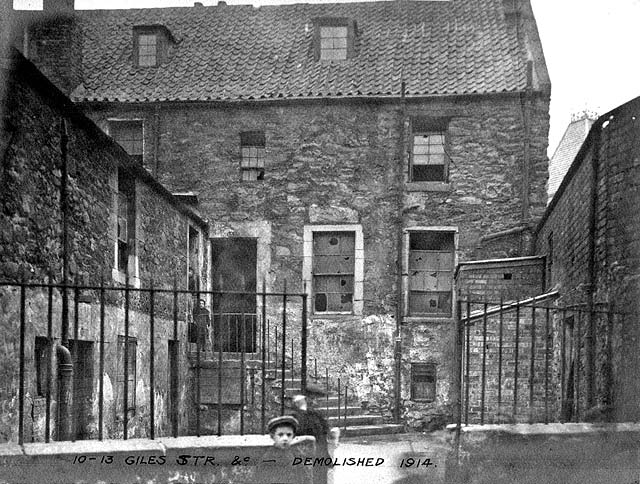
[56,343,73,441]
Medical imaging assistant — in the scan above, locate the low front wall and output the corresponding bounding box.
[448,423,640,484]
[0,435,315,484]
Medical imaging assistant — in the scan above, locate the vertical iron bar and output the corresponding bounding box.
[99,276,105,440]
[513,301,520,421]
[544,306,550,424]
[454,298,463,453]
[560,308,567,420]
[326,367,329,413]
[18,282,26,445]
[280,281,287,416]
[464,299,471,425]
[337,378,341,428]
[301,286,308,394]
[267,318,271,370]
[529,301,536,423]
[275,326,278,374]
[72,279,79,441]
[344,385,348,432]
[575,310,582,422]
[240,311,246,435]
[123,274,130,440]
[217,303,223,436]
[314,358,318,381]
[196,297,201,437]
[261,279,267,433]
[291,337,295,386]
[46,278,53,443]
[172,277,178,438]
[480,302,488,425]
[149,283,155,439]
[497,296,504,420]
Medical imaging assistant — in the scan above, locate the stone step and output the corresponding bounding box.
[340,424,405,438]
[327,414,384,427]
[316,405,362,417]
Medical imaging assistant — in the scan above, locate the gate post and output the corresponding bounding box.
[301,284,308,395]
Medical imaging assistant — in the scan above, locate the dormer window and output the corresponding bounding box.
[314,18,356,61]
[133,25,174,67]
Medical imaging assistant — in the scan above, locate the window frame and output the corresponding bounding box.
[133,25,172,68]
[240,130,266,182]
[410,362,437,402]
[403,227,457,320]
[409,117,451,184]
[112,168,140,287]
[108,119,144,165]
[303,225,364,316]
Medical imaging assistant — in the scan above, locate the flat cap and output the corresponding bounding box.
[267,415,298,433]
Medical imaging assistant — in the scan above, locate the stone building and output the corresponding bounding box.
[9,0,551,430]
[0,48,208,441]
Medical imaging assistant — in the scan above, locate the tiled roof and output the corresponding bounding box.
[70,0,529,102]
[547,115,595,202]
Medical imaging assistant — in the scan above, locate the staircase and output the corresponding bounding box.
[267,368,404,438]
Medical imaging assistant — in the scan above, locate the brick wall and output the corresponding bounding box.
[456,257,546,303]
[0,53,206,442]
[535,96,640,422]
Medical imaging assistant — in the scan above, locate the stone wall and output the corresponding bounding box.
[84,91,550,425]
[0,53,207,443]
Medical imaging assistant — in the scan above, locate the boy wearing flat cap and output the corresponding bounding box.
[255,416,311,484]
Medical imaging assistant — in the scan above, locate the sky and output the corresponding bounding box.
[13,0,640,156]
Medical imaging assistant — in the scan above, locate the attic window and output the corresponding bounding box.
[314,18,356,61]
[133,25,172,67]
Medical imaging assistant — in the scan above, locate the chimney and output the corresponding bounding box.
[27,0,82,95]
[194,1,204,6]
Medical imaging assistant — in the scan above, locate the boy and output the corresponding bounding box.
[256,416,311,484]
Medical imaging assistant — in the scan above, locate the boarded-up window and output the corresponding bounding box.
[117,336,137,412]
[313,232,355,313]
[110,121,143,164]
[240,131,265,181]
[411,362,436,401]
[117,170,135,275]
[408,231,454,316]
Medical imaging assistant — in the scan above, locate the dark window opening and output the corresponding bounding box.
[117,335,137,412]
[117,170,136,275]
[408,231,454,316]
[110,120,143,164]
[313,231,355,313]
[35,336,49,397]
[411,362,437,402]
[503,273,513,280]
[240,131,265,182]
[410,118,449,183]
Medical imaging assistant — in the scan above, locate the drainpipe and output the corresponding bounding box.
[585,121,601,410]
[153,104,160,177]
[58,118,73,440]
[393,80,407,423]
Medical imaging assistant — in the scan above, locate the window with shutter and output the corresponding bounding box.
[408,231,454,316]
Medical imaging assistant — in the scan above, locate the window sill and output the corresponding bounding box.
[406,182,451,192]
[112,268,141,288]
[402,316,453,324]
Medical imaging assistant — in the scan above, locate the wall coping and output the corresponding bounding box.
[447,422,640,436]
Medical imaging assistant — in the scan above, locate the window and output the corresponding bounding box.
[116,170,136,276]
[411,362,437,402]
[35,336,49,397]
[314,18,356,61]
[240,131,265,181]
[410,118,449,182]
[133,25,173,67]
[312,232,355,313]
[109,120,143,164]
[320,26,348,60]
[137,33,158,67]
[117,336,137,412]
[408,231,455,316]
